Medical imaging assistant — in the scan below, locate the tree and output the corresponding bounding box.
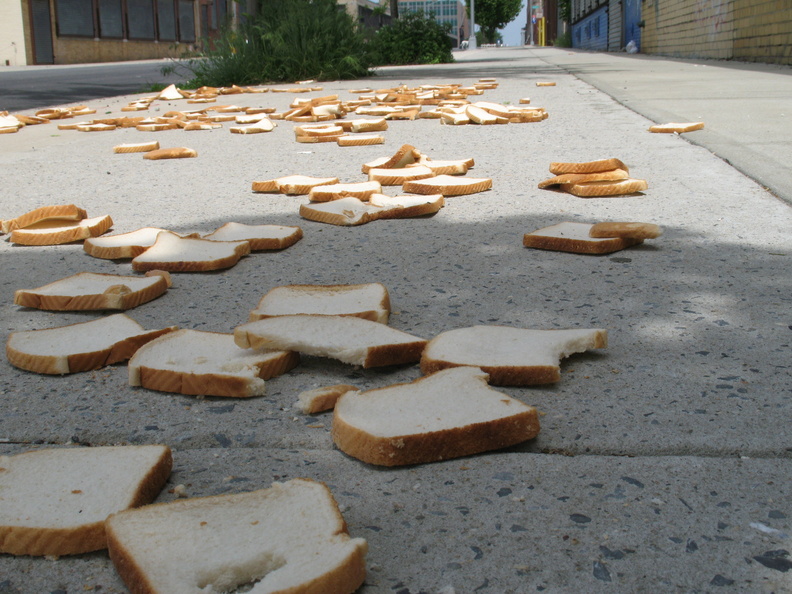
[466,0,523,44]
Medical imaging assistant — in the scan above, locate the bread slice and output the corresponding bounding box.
[367,165,434,186]
[589,222,663,240]
[299,194,443,226]
[128,329,300,397]
[296,384,360,414]
[332,366,540,466]
[1,204,86,234]
[10,215,113,246]
[250,283,390,324]
[523,222,642,254]
[308,181,382,203]
[420,325,608,385]
[361,144,421,173]
[234,315,427,368]
[203,222,303,251]
[0,445,172,557]
[415,159,471,176]
[252,175,339,195]
[402,174,492,196]
[106,478,367,594]
[538,168,630,189]
[6,313,177,375]
[560,178,648,197]
[83,227,170,259]
[336,134,385,146]
[549,158,628,175]
[131,231,250,272]
[368,193,445,219]
[13,271,171,311]
[648,122,704,133]
[114,141,160,154]
[143,147,197,160]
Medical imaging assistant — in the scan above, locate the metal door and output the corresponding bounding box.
[30,0,54,64]
[623,0,641,51]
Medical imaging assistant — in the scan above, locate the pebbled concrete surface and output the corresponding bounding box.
[0,47,790,592]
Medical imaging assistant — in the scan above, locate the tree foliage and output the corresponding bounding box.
[466,0,523,44]
[368,10,454,66]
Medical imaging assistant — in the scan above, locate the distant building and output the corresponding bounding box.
[398,0,469,48]
[338,0,392,30]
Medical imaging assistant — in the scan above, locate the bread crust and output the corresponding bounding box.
[402,175,492,196]
[1,204,86,234]
[523,231,640,254]
[589,222,663,240]
[83,227,169,260]
[131,234,251,272]
[9,215,112,246]
[549,158,627,175]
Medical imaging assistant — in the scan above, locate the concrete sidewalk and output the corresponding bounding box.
[0,47,790,593]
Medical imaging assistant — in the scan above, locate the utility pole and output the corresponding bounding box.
[469,0,476,49]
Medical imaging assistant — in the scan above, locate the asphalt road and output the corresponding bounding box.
[0,60,191,112]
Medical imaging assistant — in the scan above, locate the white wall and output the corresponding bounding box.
[0,0,28,66]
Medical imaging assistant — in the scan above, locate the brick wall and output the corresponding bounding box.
[642,0,792,65]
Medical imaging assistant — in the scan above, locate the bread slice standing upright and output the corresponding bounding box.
[332,366,540,466]
[0,445,172,556]
[106,478,368,594]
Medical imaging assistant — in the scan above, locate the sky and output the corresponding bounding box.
[498,1,528,46]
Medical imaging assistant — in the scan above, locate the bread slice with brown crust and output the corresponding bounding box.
[128,329,300,397]
[560,178,648,197]
[648,122,704,133]
[13,271,171,311]
[589,222,663,240]
[234,314,427,368]
[0,445,172,557]
[6,313,177,375]
[83,227,170,259]
[9,215,112,246]
[523,222,641,254]
[203,222,303,251]
[538,168,630,189]
[1,204,86,234]
[549,158,628,175]
[106,478,367,594]
[420,325,608,385]
[296,384,360,413]
[332,366,540,466]
[402,174,492,196]
[131,231,250,272]
[368,165,434,186]
[308,181,382,202]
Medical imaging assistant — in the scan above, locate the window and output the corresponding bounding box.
[158,0,177,41]
[179,0,196,42]
[127,0,156,39]
[56,0,95,36]
[98,0,123,37]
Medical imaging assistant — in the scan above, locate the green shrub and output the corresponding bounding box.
[185,0,371,87]
[368,10,454,66]
[553,30,572,48]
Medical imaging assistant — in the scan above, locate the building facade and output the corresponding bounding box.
[567,0,792,65]
[398,0,469,47]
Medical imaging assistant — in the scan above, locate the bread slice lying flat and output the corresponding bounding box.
[560,178,648,197]
[235,314,427,368]
[1,204,87,234]
[129,329,300,397]
[549,158,627,175]
[83,227,170,259]
[10,215,113,246]
[538,168,630,189]
[368,165,434,186]
[332,366,540,466]
[131,231,250,272]
[250,283,391,324]
[402,174,492,196]
[0,445,172,556]
[251,175,339,195]
[106,478,368,594]
[420,325,608,385]
[203,222,303,251]
[648,122,704,133]
[308,181,382,202]
[6,313,177,375]
[13,271,170,311]
[589,221,663,240]
[523,222,642,254]
[299,194,443,226]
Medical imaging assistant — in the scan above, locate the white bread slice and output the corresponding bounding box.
[415,159,470,176]
[128,329,300,397]
[299,194,443,226]
[523,222,641,254]
[589,221,663,240]
[234,315,427,368]
[0,445,172,557]
[6,313,177,375]
[336,134,384,146]
[402,174,492,196]
[10,215,113,246]
[308,181,382,203]
[131,231,250,272]
[648,122,704,133]
[250,283,391,324]
[252,175,339,195]
[229,119,276,134]
[560,178,648,197]
[538,168,630,189]
[106,478,367,594]
[367,165,434,186]
[420,325,608,385]
[361,144,421,173]
[83,227,170,259]
[203,222,303,251]
[549,158,628,175]
[296,384,360,414]
[143,147,197,160]
[13,271,171,311]
[1,204,86,234]
[332,366,540,466]
[113,141,160,154]
[465,104,508,124]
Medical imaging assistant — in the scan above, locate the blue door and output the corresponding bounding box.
[623,0,641,51]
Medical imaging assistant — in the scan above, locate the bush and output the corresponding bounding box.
[185,0,371,87]
[368,10,454,66]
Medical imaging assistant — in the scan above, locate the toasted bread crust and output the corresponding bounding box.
[10,215,113,246]
[588,222,663,239]
[523,232,640,254]
[1,204,87,234]
[549,158,627,175]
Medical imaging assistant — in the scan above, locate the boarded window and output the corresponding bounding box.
[56,0,95,36]
[98,0,124,38]
[178,0,196,42]
[127,0,156,39]
[158,0,177,40]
